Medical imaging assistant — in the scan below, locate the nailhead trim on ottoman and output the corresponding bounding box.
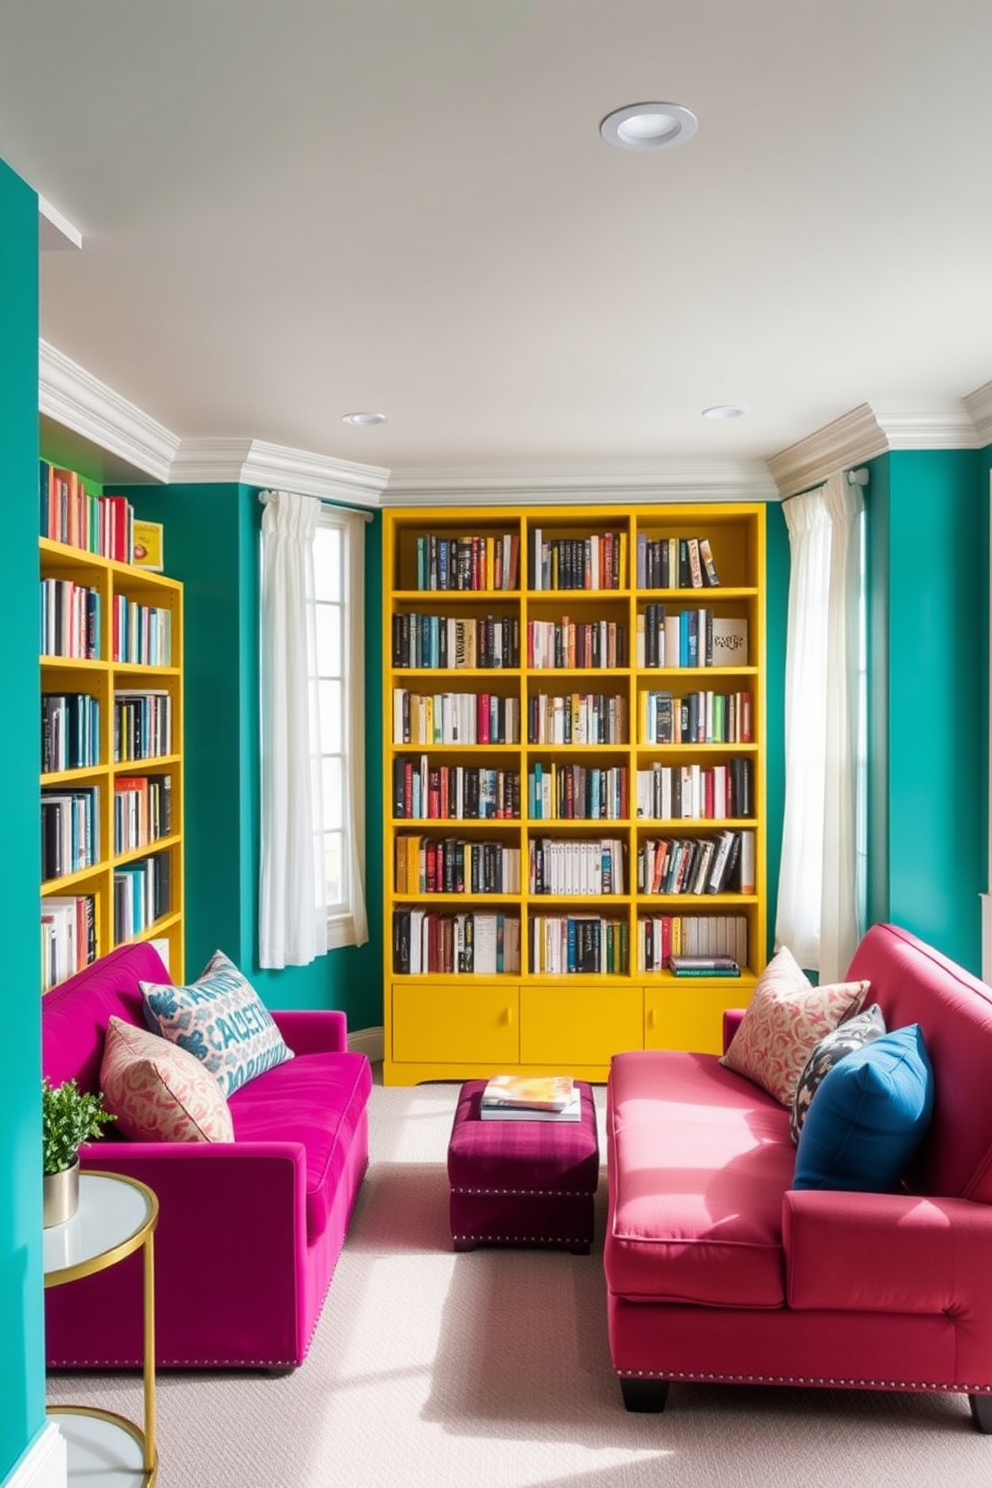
[447,1079,600,1253]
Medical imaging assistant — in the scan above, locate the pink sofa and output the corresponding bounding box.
[605,923,992,1430]
[42,941,372,1370]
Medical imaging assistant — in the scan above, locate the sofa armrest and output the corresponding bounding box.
[784,1187,992,1313]
[722,1008,745,1053]
[272,1008,348,1055]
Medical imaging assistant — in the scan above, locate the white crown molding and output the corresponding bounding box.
[39,341,179,482]
[768,397,991,498]
[383,459,780,506]
[38,195,81,252]
[963,380,992,447]
[170,438,391,506]
[872,404,982,450]
[766,404,888,498]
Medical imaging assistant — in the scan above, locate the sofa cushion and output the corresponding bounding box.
[790,1003,886,1144]
[229,1049,373,1241]
[605,1049,794,1307]
[141,950,294,1098]
[720,945,869,1106]
[100,1016,235,1142]
[793,1024,935,1192]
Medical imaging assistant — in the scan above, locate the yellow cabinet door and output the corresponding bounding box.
[520,985,643,1069]
[390,982,520,1066]
[643,981,754,1055]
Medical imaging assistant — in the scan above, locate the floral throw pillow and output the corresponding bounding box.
[140,950,294,1098]
[100,1016,235,1142]
[789,1002,887,1144]
[719,944,870,1107]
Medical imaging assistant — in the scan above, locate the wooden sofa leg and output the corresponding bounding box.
[969,1394,992,1432]
[620,1377,670,1413]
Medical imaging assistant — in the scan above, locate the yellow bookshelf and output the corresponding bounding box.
[382,503,766,1084]
[40,537,184,990]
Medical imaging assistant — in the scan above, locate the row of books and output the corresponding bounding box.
[529,530,626,591]
[40,578,101,660]
[392,909,522,975]
[112,596,173,667]
[636,608,748,669]
[412,533,520,592]
[41,461,135,564]
[42,692,101,774]
[527,617,627,671]
[634,759,754,822]
[635,534,721,590]
[637,914,748,971]
[527,692,628,746]
[114,691,174,762]
[636,830,755,897]
[530,914,629,975]
[391,611,520,670]
[529,762,628,821]
[41,893,97,993]
[395,836,521,895]
[114,774,173,854]
[392,689,522,746]
[113,851,171,941]
[41,786,100,881]
[640,689,753,745]
[392,758,521,820]
[529,837,626,896]
[391,907,751,975]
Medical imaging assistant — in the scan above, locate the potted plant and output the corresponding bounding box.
[42,1076,114,1228]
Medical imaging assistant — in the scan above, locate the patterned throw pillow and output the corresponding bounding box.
[789,1002,887,1144]
[100,1016,235,1142]
[720,944,870,1107]
[140,949,294,1098]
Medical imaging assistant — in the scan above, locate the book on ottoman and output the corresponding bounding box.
[480,1074,581,1121]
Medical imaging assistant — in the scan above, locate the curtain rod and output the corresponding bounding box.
[258,489,375,522]
[783,467,870,503]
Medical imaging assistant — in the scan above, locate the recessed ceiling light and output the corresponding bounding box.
[702,404,748,421]
[341,411,388,427]
[600,102,698,151]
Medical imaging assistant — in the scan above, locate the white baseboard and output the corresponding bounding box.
[982,894,992,985]
[6,1425,66,1488]
[348,1025,384,1064]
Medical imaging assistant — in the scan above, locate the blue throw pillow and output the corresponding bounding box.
[792,1024,934,1192]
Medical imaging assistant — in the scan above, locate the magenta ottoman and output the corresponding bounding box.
[447,1079,600,1253]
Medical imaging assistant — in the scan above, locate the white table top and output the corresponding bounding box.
[44,1171,156,1282]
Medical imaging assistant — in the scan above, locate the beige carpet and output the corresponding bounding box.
[48,1080,990,1487]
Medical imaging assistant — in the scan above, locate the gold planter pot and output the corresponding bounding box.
[43,1158,80,1228]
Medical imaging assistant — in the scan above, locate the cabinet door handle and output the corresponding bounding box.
[504,1006,514,1025]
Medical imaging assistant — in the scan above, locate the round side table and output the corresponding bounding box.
[44,1170,159,1487]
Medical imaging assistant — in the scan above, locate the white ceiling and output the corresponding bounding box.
[2,1,992,496]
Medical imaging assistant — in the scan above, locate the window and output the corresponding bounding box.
[311,507,368,949]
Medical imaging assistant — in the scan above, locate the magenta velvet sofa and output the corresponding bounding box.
[42,941,372,1370]
[605,923,992,1429]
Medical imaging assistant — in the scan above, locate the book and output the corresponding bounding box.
[668,954,741,977]
[711,617,748,666]
[479,1097,582,1122]
[480,1073,576,1112]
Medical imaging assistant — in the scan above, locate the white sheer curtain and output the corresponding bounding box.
[330,505,369,949]
[775,470,864,981]
[258,490,327,968]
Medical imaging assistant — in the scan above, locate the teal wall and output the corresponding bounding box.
[865,449,988,971]
[119,483,385,1030]
[0,159,45,1486]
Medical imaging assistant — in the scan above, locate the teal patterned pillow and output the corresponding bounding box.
[140,950,293,1097]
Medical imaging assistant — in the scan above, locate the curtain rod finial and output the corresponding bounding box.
[847,468,869,487]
